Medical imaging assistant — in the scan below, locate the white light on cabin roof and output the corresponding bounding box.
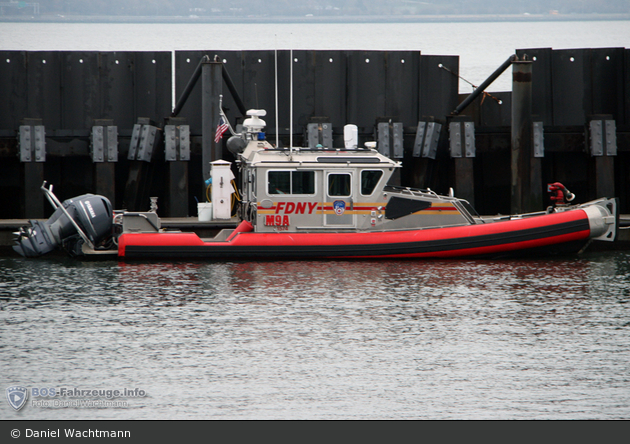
[247,109,267,117]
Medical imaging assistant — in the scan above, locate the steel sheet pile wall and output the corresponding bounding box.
[531,47,628,210]
[0,50,172,217]
[0,48,628,220]
[0,51,171,131]
[175,50,458,208]
[459,47,629,215]
[174,50,457,136]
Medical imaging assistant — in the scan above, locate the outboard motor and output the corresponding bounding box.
[13,185,113,258]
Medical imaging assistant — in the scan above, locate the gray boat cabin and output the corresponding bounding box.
[231,109,479,233]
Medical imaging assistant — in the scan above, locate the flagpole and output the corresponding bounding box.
[217,94,237,137]
[214,95,231,143]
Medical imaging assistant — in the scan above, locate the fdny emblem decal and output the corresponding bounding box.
[6,386,28,411]
[333,200,346,216]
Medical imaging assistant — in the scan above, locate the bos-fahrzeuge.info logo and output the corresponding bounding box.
[6,386,147,411]
[6,386,28,411]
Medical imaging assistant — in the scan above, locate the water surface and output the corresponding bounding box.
[2,252,629,419]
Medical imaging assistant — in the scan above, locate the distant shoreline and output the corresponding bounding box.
[1,13,629,24]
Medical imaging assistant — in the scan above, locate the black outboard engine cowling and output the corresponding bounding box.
[13,194,113,257]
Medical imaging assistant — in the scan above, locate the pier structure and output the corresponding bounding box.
[0,48,628,222]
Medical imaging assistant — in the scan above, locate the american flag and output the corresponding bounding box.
[214,115,229,143]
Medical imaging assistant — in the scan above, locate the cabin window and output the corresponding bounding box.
[328,173,351,197]
[291,171,315,194]
[361,170,383,195]
[268,171,290,194]
[267,170,315,195]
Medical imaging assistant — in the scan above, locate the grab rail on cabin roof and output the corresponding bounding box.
[383,186,440,199]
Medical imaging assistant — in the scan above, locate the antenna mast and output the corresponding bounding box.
[274,40,279,149]
[289,48,293,153]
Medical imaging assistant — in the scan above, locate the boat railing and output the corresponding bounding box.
[262,147,377,153]
[384,185,483,224]
[383,185,441,199]
[451,200,478,224]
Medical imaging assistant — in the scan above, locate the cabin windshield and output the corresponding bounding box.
[361,170,383,195]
